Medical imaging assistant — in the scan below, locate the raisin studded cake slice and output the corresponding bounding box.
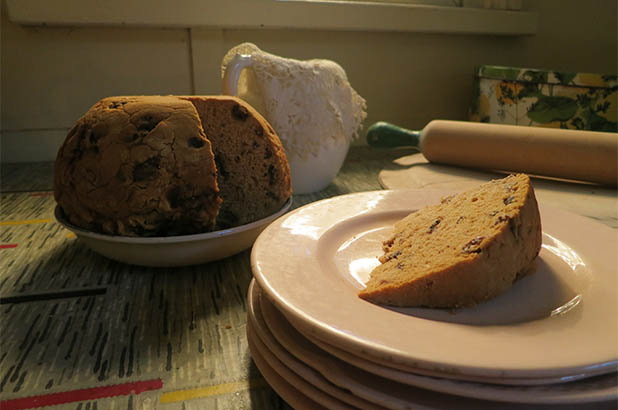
[180,96,292,229]
[359,174,542,308]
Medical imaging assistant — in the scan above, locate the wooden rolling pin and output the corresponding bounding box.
[367,120,618,186]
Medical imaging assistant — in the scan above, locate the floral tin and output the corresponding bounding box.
[469,65,617,132]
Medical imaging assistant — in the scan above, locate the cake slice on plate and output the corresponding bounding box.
[359,174,542,308]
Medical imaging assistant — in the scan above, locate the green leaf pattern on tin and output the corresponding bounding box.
[527,96,578,124]
[469,65,617,132]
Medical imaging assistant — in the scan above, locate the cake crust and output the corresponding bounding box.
[359,174,542,308]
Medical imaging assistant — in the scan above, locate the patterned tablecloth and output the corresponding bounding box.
[0,146,408,410]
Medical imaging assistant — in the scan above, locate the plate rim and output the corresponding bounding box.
[248,281,383,410]
[247,335,333,410]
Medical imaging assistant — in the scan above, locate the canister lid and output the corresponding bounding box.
[475,65,617,89]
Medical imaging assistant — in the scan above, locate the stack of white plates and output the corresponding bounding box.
[249,190,618,409]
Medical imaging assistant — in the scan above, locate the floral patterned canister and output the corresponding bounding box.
[469,65,617,132]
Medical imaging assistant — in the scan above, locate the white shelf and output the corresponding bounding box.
[6,0,538,35]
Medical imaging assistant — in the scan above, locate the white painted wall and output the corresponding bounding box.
[1,0,616,163]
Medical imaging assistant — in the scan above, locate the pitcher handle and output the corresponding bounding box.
[222,54,254,96]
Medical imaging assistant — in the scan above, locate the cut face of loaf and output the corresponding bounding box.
[181,96,292,229]
[359,174,542,308]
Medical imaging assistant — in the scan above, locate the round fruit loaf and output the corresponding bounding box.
[54,95,292,236]
[359,174,542,308]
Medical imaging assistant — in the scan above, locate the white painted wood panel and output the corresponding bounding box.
[1,14,193,131]
[6,0,538,35]
[190,29,226,95]
[2,1,615,164]
[1,130,68,163]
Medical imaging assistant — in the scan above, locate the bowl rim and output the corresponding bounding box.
[54,196,293,244]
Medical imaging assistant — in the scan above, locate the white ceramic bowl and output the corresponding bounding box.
[54,197,292,267]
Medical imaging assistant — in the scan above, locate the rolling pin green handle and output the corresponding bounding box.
[366,121,422,148]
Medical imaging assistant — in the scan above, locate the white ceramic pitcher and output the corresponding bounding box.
[221,43,366,194]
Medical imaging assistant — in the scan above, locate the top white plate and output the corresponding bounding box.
[55,197,292,267]
[251,190,618,380]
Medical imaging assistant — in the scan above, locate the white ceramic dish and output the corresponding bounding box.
[251,190,618,381]
[55,197,292,267]
[249,280,618,407]
[247,325,351,410]
[250,281,477,410]
[302,326,614,388]
[248,282,384,410]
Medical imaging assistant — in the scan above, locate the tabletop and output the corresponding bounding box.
[0,146,416,410]
[2,145,616,410]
